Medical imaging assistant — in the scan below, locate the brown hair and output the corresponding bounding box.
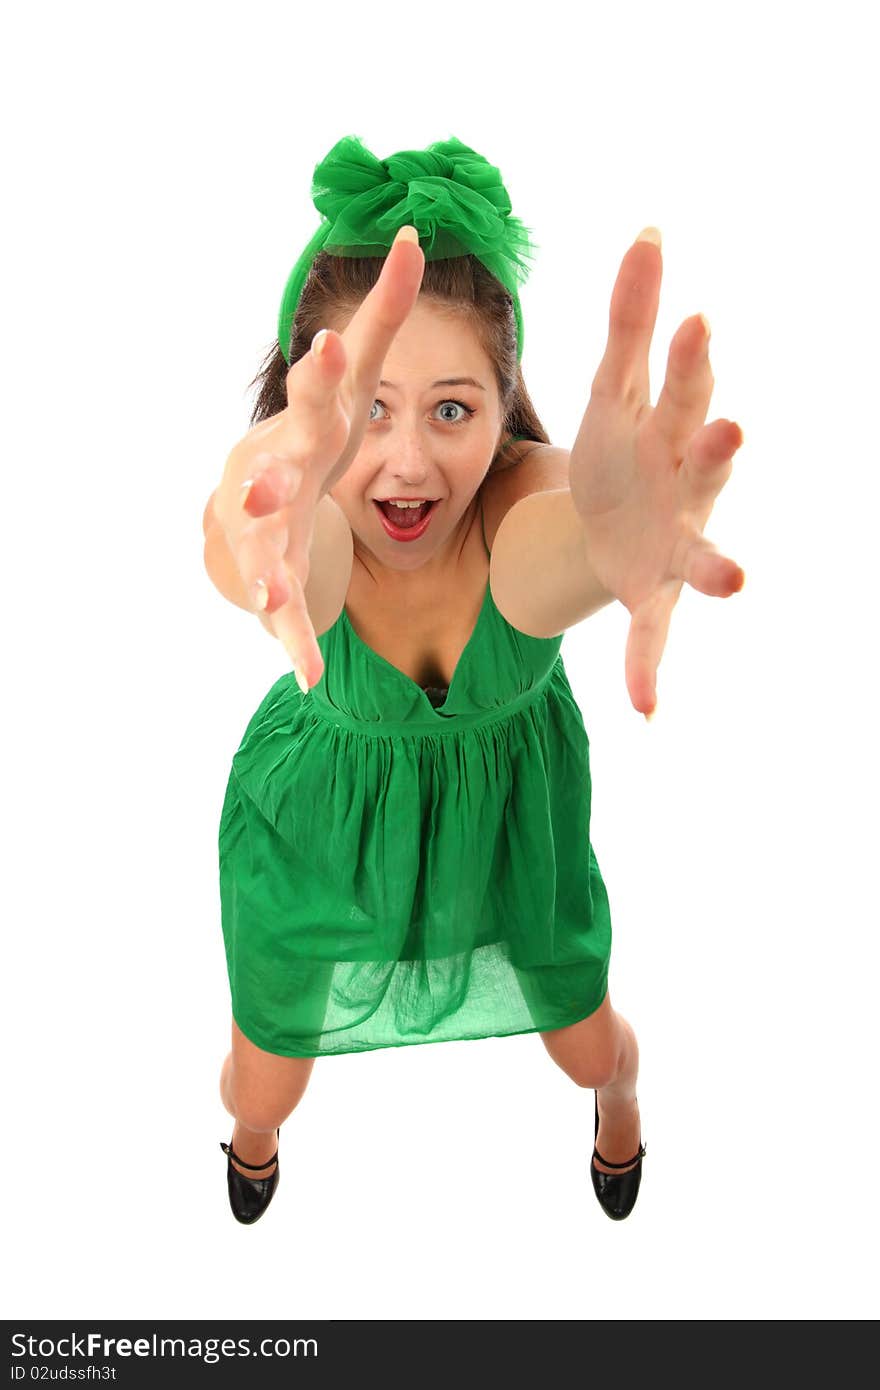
[245,251,550,474]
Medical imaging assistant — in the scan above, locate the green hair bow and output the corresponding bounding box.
[277,134,538,365]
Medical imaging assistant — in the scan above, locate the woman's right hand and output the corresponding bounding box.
[212,224,425,687]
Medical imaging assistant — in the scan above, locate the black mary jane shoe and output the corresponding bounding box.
[219,1126,280,1225]
[590,1091,646,1221]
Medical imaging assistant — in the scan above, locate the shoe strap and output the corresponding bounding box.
[220,1140,279,1170]
[592,1141,647,1169]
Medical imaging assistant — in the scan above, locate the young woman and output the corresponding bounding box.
[204,135,745,1226]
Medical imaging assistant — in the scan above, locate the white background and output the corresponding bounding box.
[4,0,877,1322]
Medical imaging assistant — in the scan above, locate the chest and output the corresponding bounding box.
[344,571,488,690]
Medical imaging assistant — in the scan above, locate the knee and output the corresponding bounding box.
[233,1095,293,1134]
[226,1053,315,1132]
[227,1019,316,1130]
[562,1048,620,1091]
[541,996,626,1089]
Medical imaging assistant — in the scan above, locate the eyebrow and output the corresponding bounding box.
[377,376,486,391]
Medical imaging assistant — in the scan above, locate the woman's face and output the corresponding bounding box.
[329,299,504,580]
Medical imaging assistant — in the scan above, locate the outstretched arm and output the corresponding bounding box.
[492,228,746,721]
[489,462,616,636]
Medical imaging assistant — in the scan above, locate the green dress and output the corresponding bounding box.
[218,477,613,1058]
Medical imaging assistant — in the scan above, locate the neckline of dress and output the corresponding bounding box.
[341,577,493,713]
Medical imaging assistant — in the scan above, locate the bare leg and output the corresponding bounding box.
[219,1018,317,1179]
[539,989,643,1175]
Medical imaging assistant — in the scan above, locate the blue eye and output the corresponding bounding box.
[436,400,476,424]
[369,399,476,424]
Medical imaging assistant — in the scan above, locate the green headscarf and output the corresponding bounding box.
[277,134,538,365]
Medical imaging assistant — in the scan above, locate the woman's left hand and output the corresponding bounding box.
[568,229,746,718]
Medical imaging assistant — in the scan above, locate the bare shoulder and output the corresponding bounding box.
[480,441,571,551]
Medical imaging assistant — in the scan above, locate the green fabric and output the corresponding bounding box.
[218,498,613,1058]
[277,134,538,364]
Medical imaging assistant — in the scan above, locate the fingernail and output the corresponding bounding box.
[644,704,656,722]
[395,225,420,245]
[311,328,330,359]
[699,313,711,346]
[240,477,255,510]
[293,663,309,694]
[249,578,269,611]
[636,226,662,248]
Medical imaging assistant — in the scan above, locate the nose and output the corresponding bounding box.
[387,425,431,482]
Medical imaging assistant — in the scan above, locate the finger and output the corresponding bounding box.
[651,313,714,453]
[681,417,745,510]
[340,227,425,386]
[241,331,349,518]
[590,232,663,411]
[624,579,681,717]
[670,521,746,598]
[284,324,347,412]
[265,580,324,692]
[234,513,292,613]
[240,452,305,519]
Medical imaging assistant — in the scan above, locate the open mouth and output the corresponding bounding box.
[372,498,439,540]
[375,498,434,525]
